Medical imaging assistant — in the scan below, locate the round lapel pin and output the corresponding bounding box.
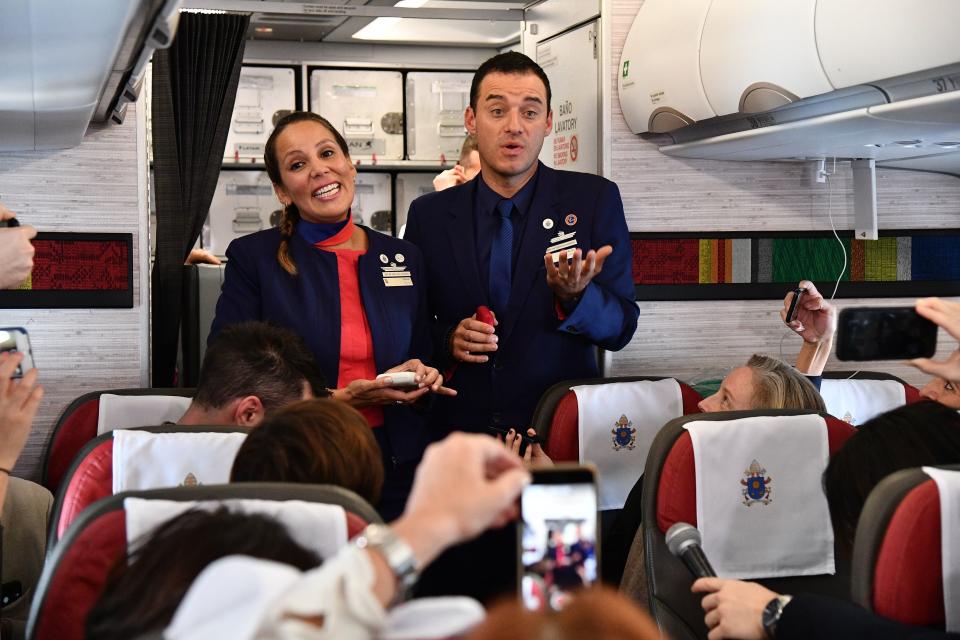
[379,254,389,264]
[565,213,578,226]
[542,218,554,230]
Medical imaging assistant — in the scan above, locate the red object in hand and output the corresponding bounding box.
[476,305,495,326]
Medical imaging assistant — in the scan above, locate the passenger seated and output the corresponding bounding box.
[698,280,833,412]
[107,434,527,639]
[85,508,322,640]
[0,351,46,640]
[177,322,327,428]
[230,398,384,507]
[824,400,960,553]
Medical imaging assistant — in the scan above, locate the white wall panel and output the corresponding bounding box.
[0,107,146,479]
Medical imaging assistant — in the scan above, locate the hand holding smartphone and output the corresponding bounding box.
[784,287,806,325]
[0,328,34,378]
[519,466,599,611]
[836,307,937,361]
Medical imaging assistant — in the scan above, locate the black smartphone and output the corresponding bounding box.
[488,425,540,446]
[519,466,599,611]
[785,287,806,324]
[0,217,19,228]
[836,307,937,361]
[0,327,34,378]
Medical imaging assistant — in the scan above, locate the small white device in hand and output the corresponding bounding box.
[376,371,419,389]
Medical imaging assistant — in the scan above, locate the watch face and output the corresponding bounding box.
[761,597,782,637]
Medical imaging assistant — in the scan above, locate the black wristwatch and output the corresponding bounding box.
[761,595,793,639]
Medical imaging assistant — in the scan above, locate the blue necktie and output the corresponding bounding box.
[488,199,514,314]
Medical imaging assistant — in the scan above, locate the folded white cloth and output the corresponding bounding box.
[574,379,683,510]
[165,552,485,640]
[684,414,834,579]
[819,379,906,426]
[97,393,192,435]
[921,466,960,632]
[112,430,246,493]
[126,497,348,563]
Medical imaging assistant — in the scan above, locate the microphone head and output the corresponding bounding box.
[665,522,702,556]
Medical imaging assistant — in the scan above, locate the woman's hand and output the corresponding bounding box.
[332,359,456,406]
[0,352,43,469]
[385,359,456,397]
[501,427,553,468]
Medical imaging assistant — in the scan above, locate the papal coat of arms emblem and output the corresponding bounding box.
[740,459,772,506]
[611,414,637,451]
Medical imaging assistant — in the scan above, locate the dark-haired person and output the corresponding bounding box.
[208,113,454,518]
[432,135,481,192]
[230,399,384,507]
[404,51,638,439]
[164,433,529,639]
[178,322,326,428]
[86,508,322,640]
[824,400,960,554]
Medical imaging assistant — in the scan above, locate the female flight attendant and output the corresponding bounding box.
[209,111,453,519]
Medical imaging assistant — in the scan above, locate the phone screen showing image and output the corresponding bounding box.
[519,469,598,611]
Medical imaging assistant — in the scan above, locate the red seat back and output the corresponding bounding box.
[29,484,381,640]
[42,388,195,492]
[851,466,960,628]
[640,410,856,640]
[531,376,702,462]
[51,426,249,543]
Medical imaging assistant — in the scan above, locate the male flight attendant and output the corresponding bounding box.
[404,52,639,437]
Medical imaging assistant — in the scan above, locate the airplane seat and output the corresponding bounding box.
[531,376,702,463]
[819,371,922,427]
[851,465,960,628]
[181,263,226,387]
[41,388,196,493]
[530,376,701,588]
[640,410,855,640]
[27,483,381,640]
[50,426,249,544]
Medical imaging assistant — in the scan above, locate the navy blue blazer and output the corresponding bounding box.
[208,226,431,463]
[404,163,639,434]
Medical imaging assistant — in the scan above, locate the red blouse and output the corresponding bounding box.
[316,221,383,428]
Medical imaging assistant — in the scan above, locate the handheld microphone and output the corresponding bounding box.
[665,522,716,578]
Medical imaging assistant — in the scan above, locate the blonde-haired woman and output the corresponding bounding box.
[210,111,453,519]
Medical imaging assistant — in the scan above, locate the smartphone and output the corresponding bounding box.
[785,287,806,325]
[0,327,34,378]
[0,218,19,228]
[836,307,937,361]
[519,466,599,611]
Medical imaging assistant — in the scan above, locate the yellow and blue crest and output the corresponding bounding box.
[740,459,772,506]
[611,414,637,451]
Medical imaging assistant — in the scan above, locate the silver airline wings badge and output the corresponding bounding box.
[380,252,413,287]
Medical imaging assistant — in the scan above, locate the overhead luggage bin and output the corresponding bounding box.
[699,0,833,115]
[617,0,716,134]
[816,0,960,90]
[223,66,297,163]
[310,69,404,161]
[406,71,472,162]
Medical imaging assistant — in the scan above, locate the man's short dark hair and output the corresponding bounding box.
[193,322,327,411]
[469,51,552,112]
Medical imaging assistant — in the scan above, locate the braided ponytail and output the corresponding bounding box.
[276,204,300,276]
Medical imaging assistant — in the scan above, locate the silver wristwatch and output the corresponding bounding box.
[355,524,419,594]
